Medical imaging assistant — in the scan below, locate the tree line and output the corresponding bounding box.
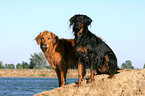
[0,52,52,69]
[0,52,145,69]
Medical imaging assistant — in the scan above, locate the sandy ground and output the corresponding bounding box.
[34,69,145,96]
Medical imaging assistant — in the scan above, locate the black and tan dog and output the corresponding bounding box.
[69,14,118,86]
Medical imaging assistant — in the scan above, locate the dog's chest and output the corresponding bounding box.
[76,46,87,53]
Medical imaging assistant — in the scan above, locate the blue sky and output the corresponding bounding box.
[0,0,145,69]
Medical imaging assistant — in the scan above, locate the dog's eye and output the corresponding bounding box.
[48,38,50,40]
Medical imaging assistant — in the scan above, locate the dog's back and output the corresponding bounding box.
[76,30,117,69]
[92,34,117,70]
[59,39,76,68]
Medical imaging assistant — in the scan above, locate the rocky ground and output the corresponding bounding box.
[34,69,145,96]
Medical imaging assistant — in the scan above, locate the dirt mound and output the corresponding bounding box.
[34,69,145,96]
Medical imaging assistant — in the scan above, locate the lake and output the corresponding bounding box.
[0,77,78,96]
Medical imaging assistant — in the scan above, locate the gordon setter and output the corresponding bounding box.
[69,14,118,86]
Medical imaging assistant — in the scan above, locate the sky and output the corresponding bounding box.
[0,0,145,69]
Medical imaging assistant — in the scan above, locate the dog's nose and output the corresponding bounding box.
[42,44,48,48]
[43,43,47,46]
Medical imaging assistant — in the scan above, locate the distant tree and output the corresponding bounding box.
[5,64,15,69]
[21,61,29,69]
[143,64,145,69]
[29,52,48,69]
[29,61,36,69]
[0,61,5,69]
[121,63,126,69]
[45,66,53,69]
[5,64,8,69]
[16,63,23,69]
[121,60,134,69]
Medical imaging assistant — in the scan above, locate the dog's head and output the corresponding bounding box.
[69,14,92,32]
[35,31,58,51]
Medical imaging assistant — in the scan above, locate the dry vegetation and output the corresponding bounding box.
[0,69,90,78]
[0,69,55,78]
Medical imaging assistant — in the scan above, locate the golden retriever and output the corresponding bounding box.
[35,31,76,87]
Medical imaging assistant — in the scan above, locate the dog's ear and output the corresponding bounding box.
[84,16,92,26]
[69,16,75,27]
[50,32,58,45]
[52,36,58,45]
[35,32,42,45]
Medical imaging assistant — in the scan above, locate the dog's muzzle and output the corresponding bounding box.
[41,43,48,48]
[73,25,81,31]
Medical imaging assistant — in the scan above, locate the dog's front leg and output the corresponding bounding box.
[59,68,67,87]
[76,63,83,87]
[90,63,95,82]
[82,63,86,79]
[87,62,95,83]
[55,68,61,87]
[88,54,95,83]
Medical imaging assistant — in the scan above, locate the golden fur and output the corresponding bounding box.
[35,31,76,87]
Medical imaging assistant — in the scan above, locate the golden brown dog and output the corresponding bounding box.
[35,31,76,87]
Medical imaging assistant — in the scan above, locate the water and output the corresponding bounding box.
[0,77,78,96]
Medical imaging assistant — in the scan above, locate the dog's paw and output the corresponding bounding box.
[108,74,114,78]
[75,84,82,87]
[87,78,95,83]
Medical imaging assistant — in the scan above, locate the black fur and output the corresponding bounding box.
[69,14,118,85]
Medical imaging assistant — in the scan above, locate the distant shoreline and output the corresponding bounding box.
[0,69,90,78]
